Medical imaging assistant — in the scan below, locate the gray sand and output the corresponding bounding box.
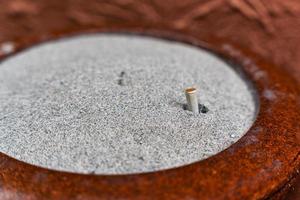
[0,34,257,174]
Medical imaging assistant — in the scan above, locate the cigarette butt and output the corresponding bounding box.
[185,87,199,114]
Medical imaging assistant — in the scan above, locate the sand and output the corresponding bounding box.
[0,34,257,174]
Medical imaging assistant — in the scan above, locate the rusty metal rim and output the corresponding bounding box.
[0,26,299,199]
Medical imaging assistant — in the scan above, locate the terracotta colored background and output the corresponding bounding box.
[0,0,299,199]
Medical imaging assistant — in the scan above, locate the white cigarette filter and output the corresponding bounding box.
[185,87,199,114]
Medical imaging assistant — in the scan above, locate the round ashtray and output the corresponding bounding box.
[0,1,299,200]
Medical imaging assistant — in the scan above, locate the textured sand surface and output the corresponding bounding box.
[0,34,257,174]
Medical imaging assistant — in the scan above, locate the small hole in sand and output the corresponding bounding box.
[182,104,209,114]
[118,71,126,86]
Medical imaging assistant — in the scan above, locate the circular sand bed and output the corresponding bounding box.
[0,34,257,174]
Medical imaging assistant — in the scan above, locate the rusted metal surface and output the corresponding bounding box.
[0,0,299,199]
